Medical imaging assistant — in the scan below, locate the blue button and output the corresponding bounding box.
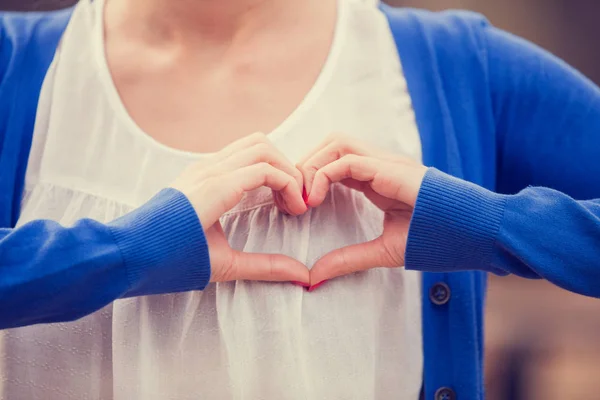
[434,387,456,400]
[429,282,451,305]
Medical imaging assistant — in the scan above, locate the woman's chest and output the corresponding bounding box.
[25,0,422,220]
[29,69,421,211]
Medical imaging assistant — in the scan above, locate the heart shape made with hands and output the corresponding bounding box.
[181,132,427,291]
[272,134,427,291]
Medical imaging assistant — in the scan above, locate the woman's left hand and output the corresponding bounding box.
[297,134,428,289]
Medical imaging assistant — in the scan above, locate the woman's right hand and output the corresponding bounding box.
[171,133,310,285]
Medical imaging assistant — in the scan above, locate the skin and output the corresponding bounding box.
[171,133,310,284]
[297,134,427,287]
[171,132,428,288]
[104,0,336,152]
[106,0,428,287]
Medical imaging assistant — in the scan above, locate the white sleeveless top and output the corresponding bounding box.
[1,0,423,399]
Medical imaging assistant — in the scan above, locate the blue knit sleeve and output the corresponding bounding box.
[486,26,600,199]
[407,169,600,297]
[405,21,600,297]
[0,189,211,329]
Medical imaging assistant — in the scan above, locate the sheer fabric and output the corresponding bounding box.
[1,0,423,399]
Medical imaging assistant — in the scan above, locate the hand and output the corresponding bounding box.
[297,134,428,288]
[171,133,310,284]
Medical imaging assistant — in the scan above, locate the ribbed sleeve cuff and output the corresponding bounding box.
[405,168,507,273]
[109,188,211,296]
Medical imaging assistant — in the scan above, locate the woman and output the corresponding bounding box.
[0,0,599,399]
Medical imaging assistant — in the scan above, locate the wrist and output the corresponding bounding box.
[406,164,428,207]
[109,188,211,296]
[405,169,507,273]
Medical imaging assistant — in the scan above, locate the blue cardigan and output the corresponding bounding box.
[1,5,600,400]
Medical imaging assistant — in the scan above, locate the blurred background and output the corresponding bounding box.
[3,0,600,399]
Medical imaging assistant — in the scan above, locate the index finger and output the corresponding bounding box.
[297,135,389,194]
[307,155,387,208]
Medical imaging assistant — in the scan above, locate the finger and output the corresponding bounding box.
[215,132,270,161]
[297,137,371,195]
[308,155,394,207]
[295,133,340,170]
[295,133,383,168]
[202,162,305,226]
[338,178,395,211]
[187,132,269,171]
[309,237,399,287]
[229,251,310,283]
[273,191,292,215]
[297,135,391,194]
[216,142,304,192]
[227,162,306,215]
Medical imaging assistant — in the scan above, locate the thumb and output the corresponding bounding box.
[230,251,310,284]
[309,237,397,286]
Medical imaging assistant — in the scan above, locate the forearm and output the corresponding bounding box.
[0,188,210,329]
[406,169,600,297]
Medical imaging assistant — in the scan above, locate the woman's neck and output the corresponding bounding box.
[102,0,338,152]
[106,0,313,47]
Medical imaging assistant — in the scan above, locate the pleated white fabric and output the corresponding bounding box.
[1,0,424,399]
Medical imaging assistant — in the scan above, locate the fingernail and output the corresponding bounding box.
[308,280,328,292]
[302,186,309,204]
[292,281,310,288]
